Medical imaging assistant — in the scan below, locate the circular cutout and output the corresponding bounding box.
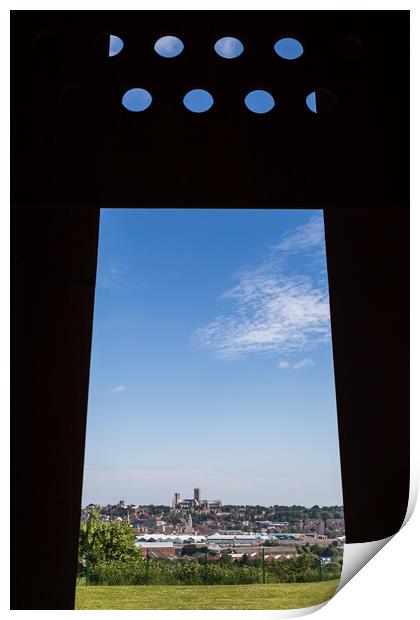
[337,34,365,61]
[32,29,59,54]
[154,36,184,58]
[306,89,336,114]
[244,90,275,114]
[274,37,304,60]
[214,37,244,59]
[109,34,124,57]
[59,83,83,109]
[122,88,153,112]
[183,89,214,113]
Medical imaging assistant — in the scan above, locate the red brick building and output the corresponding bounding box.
[138,542,175,558]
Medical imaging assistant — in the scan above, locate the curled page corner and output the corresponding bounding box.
[337,536,393,592]
[336,466,417,596]
[266,602,330,618]
[402,472,418,528]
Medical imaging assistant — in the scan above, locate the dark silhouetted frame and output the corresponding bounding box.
[11,10,409,609]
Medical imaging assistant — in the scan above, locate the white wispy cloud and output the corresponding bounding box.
[98,262,125,289]
[111,385,126,393]
[97,259,140,290]
[293,357,314,370]
[277,361,289,369]
[276,213,325,254]
[191,213,331,360]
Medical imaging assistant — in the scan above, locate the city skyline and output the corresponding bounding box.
[82,486,344,510]
[82,209,343,507]
[83,497,344,510]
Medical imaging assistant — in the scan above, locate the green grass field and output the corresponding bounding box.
[75,580,339,610]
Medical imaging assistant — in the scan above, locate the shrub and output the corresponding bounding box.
[86,554,339,586]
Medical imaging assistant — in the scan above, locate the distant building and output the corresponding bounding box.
[229,546,298,559]
[184,513,194,534]
[303,519,325,534]
[177,499,196,510]
[304,532,328,540]
[256,521,289,528]
[325,518,345,531]
[205,533,264,547]
[171,488,221,513]
[133,518,165,531]
[135,534,206,544]
[137,542,175,558]
[272,533,302,541]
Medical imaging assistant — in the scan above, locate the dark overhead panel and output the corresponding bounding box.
[10,10,409,610]
[12,10,408,209]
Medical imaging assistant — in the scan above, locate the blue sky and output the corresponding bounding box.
[82,209,343,507]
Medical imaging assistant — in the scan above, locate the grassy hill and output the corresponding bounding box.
[75,580,340,610]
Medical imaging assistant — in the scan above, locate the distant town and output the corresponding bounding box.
[81,487,345,563]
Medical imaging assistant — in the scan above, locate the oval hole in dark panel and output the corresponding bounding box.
[337,34,365,60]
[183,89,214,113]
[109,34,124,57]
[214,37,244,59]
[122,88,153,112]
[306,89,336,114]
[154,36,184,58]
[244,90,275,114]
[274,37,304,60]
